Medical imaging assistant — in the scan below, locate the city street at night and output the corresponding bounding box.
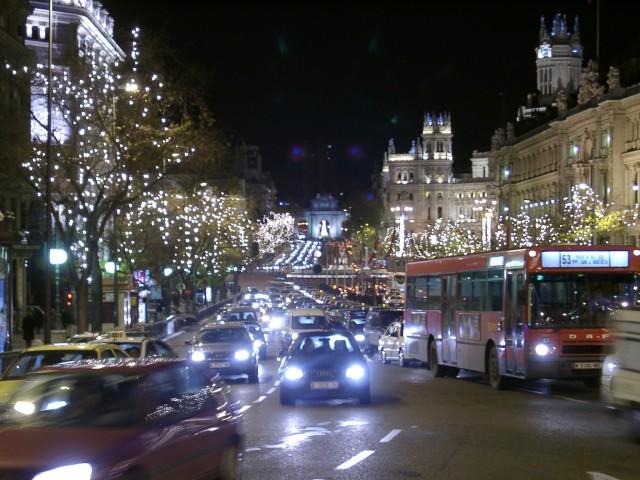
[167,330,638,480]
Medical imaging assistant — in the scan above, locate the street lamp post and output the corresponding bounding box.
[44,0,54,344]
[390,206,414,256]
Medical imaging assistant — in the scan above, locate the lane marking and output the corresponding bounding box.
[335,450,375,470]
[554,395,589,405]
[253,395,267,404]
[587,472,622,480]
[379,429,402,443]
[238,405,251,414]
[267,387,276,395]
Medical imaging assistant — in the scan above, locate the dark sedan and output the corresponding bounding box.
[0,359,242,480]
[279,331,370,405]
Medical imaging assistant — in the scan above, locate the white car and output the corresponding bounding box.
[280,308,329,354]
[378,321,409,367]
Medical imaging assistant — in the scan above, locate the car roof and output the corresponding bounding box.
[97,337,159,344]
[33,358,188,376]
[200,323,249,331]
[20,342,120,352]
[228,306,258,312]
[290,308,325,316]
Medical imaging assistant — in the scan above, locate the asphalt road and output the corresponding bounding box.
[168,325,639,480]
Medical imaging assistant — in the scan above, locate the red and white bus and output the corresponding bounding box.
[403,245,640,388]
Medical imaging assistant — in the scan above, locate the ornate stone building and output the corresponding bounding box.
[491,12,640,245]
[380,113,493,242]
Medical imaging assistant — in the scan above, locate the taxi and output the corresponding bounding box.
[0,343,128,403]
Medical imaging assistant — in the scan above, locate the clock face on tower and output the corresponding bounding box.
[538,43,552,59]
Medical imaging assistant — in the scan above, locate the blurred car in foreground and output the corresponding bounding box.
[279,331,370,405]
[604,308,640,442]
[362,309,404,354]
[188,324,259,383]
[0,359,242,479]
[0,343,128,404]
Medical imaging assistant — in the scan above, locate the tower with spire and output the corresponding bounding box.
[536,14,583,103]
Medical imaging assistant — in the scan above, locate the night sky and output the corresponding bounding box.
[102,1,640,205]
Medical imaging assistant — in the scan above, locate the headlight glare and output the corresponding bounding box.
[234,350,251,361]
[191,351,205,362]
[346,364,366,380]
[291,332,299,340]
[354,333,365,343]
[270,317,284,329]
[534,343,549,356]
[284,366,304,381]
[32,463,92,480]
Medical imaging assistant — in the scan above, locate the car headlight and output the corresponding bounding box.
[284,366,304,381]
[191,351,206,362]
[354,334,365,343]
[606,361,617,375]
[253,339,264,348]
[291,332,299,340]
[234,350,251,361]
[346,364,366,380]
[270,317,284,329]
[534,343,549,357]
[33,463,92,480]
[262,314,271,322]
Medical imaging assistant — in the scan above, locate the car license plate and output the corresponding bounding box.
[210,362,230,368]
[572,362,601,370]
[310,381,339,390]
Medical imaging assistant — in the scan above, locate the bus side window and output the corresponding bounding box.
[487,271,504,311]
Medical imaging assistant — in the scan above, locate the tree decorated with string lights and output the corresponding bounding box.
[18,29,194,330]
[121,187,253,291]
[256,212,295,257]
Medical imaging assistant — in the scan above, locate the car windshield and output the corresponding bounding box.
[295,333,356,354]
[292,315,328,329]
[3,351,99,380]
[529,273,640,328]
[226,311,258,322]
[349,319,366,331]
[117,343,143,357]
[199,328,250,343]
[370,311,403,328]
[349,311,368,319]
[0,373,139,428]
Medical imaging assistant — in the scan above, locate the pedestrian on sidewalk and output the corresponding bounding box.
[22,312,35,348]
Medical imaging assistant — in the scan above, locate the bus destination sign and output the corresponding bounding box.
[541,251,629,268]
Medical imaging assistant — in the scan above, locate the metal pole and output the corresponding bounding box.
[596,0,600,66]
[113,211,119,327]
[44,0,54,344]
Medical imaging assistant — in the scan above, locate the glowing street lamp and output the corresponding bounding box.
[49,248,68,265]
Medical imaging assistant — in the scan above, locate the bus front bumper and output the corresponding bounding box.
[526,357,604,379]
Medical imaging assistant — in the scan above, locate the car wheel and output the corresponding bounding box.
[399,349,408,367]
[280,390,295,406]
[248,366,259,383]
[429,341,446,378]
[216,445,242,480]
[359,387,371,405]
[380,349,390,365]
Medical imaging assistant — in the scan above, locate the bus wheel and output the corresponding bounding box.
[429,341,446,378]
[487,346,506,390]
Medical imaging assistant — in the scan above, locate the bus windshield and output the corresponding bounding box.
[529,273,639,329]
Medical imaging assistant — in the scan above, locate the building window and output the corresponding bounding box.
[437,141,443,153]
[437,206,443,219]
[425,192,431,199]
[409,193,413,200]
[428,207,431,219]
[426,143,432,154]
[437,192,443,201]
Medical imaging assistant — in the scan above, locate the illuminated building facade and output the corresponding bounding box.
[380,113,493,241]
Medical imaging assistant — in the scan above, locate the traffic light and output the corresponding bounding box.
[66,292,73,306]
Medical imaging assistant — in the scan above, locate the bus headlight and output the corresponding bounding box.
[534,343,550,356]
[33,463,92,480]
